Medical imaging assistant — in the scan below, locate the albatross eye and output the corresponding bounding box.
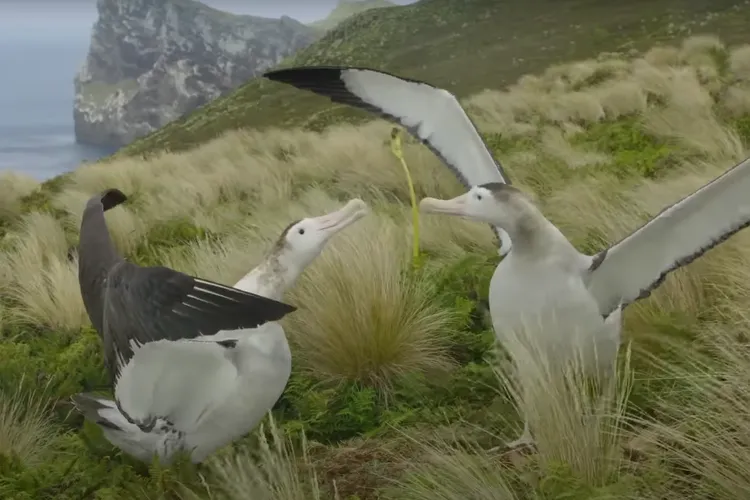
[298,228,305,235]
[475,193,483,201]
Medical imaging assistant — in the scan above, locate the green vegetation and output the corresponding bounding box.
[308,0,396,33]
[109,0,750,161]
[3,0,750,497]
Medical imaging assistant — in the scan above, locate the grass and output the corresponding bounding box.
[4,22,750,500]
[0,379,57,468]
[284,214,458,391]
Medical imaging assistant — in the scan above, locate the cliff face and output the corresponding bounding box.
[74,0,318,148]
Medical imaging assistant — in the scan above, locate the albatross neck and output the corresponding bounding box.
[78,203,124,334]
[79,205,122,268]
[233,253,304,302]
[503,206,576,258]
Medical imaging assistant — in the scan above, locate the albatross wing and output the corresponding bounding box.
[263,65,513,253]
[586,156,750,317]
[102,262,296,381]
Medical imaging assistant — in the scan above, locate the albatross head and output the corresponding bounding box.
[419,183,532,227]
[275,198,369,268]
[85,188,128,211]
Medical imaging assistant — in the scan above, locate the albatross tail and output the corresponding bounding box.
[72,393,164,462]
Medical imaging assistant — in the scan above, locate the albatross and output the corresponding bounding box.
[72,189,368,463]
[419,156,750,447]
[262,65,514,256]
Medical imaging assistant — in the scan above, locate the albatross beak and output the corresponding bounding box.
[314,198,369,233]
[419,193,468,217]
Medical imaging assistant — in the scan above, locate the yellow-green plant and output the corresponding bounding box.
[390,127,421,267]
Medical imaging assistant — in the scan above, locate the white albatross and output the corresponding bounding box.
[73,192,369,464]
[419,156,750,447]
[262,65,515,256]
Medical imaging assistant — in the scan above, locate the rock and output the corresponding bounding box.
[74,0,318,149]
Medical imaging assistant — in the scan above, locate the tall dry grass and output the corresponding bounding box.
[0,172,39,222]
[637,321,750,499]
[284,213,460,391]
[0,378,57,467]
[2,212,87,332]
[496,322,632,486]
[191,415,330,500]
[385,438,520,500]
[387,337,633,497]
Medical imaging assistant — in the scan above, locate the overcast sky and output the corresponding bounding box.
[0,0,417,42]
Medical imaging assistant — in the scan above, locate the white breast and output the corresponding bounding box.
[185,323,292,462]
[488,253,619,376]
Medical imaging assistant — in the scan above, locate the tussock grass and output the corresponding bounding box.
[2,213,87,331]
[497,321,632,486]
[640,325,750,499]
[0,172,39,222]
[196,416,329,500]
[388,339,632,498]
[385,438,520,500]
[285,213,460,391]
[0,379,56,467]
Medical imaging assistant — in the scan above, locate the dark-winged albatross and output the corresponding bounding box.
[74,189,367,463]
[419,156,750,447]
[262,65,514,256]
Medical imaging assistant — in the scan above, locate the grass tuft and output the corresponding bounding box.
[0,378,57,467]
[285,213,460,392]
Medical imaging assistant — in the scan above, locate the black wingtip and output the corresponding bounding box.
[100,188,128,212]
[263,66,345,85]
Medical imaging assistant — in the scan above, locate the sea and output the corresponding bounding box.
[0,34,116,181]
[0,0,419,182]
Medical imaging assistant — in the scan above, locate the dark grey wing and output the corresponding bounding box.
[101,262,296,380]
[264,65,513,253]
[586,156,750,317]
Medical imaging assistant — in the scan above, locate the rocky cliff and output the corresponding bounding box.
[74,0,318,148]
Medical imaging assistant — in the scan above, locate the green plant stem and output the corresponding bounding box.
[390,128,421,268]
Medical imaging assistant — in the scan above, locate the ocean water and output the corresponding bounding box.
[0,38,115,181]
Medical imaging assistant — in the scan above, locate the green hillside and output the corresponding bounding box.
[308,0,396,32]
[111,0,750,160]
[3,0,750,493]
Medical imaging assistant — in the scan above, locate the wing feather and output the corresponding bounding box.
[586,156,750,316]
[102,263,296,380]
[263,65,513,253]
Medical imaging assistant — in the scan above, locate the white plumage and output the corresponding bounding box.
[421,155,750,447]
[75,198,369,463]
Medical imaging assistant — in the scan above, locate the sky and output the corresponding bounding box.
[0,0,418,43]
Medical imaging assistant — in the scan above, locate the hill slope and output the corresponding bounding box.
[3,32,750,497]
[308,0,396,32]
[113,0,750,159]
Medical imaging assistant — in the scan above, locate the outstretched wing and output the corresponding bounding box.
[264,65,513,253]
[586,156,750,317]
[102,262,296,380]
